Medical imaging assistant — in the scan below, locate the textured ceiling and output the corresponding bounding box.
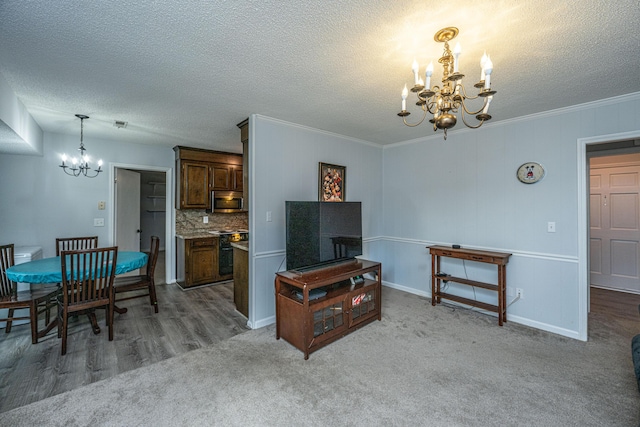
[0,0,638,154]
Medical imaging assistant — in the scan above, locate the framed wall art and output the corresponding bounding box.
[319,162,346,202]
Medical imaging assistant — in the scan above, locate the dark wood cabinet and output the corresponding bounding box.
[275,259,382,359]
[232,167,243,192]
[177,236,227,289]
[211,163,242,192]
[180,161,210,209]
[232,244,248,317]
[237,118,249,210]
[174,146,243,210]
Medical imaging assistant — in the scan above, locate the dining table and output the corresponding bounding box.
[6,251,148,337]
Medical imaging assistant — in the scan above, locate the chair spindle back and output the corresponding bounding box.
[60,247,118,307]
[0,243,15,297]
[56,236,98,256]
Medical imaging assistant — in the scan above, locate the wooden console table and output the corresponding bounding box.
[428,246,511,326]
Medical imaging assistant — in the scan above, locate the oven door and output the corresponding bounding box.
[219,239,234,276]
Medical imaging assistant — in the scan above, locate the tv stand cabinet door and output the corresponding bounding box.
[307,295,348,350]
[348,282,379,328]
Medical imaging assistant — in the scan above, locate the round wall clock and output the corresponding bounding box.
[517,162,545,184]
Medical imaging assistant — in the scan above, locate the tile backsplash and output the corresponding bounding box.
[176,210,248,235]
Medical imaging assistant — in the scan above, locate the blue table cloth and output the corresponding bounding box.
[5,251,148,284]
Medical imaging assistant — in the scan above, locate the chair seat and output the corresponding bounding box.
[114,276,152,291]
[1,286,60,307]
[112,236,159,314]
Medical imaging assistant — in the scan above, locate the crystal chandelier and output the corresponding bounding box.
[60,114,103,178]
[398,27,496,140]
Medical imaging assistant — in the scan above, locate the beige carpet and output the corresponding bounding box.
[2,287,639,426]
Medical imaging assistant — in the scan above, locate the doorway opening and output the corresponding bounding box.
[579,131,640,340]
[109,164,173,285]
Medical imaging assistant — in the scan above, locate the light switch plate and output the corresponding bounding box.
[94,218,105,227]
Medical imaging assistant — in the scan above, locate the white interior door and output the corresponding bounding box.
[115,168,141,255]
[590,165,640,292]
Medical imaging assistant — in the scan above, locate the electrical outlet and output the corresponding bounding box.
[98,201,106,210]
[203,216,209,224]
[516,288,524,299]
[93,218,105,227]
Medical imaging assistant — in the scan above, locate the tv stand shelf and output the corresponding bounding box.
[428,246,511,326]
[275,259,382,359]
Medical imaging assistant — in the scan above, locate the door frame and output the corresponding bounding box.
[578,130,640,341]
[108,163,174,285]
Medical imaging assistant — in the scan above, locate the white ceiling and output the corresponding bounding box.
[0,0,638,154]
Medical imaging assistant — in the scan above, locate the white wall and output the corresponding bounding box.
[0,132,175,262]
[381,92,640,340]
[248,115,384,328]
[0,72,43,154]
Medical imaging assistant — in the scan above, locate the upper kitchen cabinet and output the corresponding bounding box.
[180,160,209,208]
[174,146,243,210]
[237,118,249,211]
[211,163,243,192]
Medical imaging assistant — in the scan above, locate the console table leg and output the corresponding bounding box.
[499,265,507,324]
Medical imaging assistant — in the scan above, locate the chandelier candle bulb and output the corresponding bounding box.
[480,51,488,81]
[453,42,461,72]
[483,96,493,114]
[484,56,493,89]
[426,61,434,88]
[402,85,408,110]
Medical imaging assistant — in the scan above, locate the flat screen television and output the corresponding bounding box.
[286,201,362,272]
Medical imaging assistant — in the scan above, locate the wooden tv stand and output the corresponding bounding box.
[428,246,511,326]
[275,259,382,359]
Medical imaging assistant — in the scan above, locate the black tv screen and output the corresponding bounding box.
[286,201,362,271]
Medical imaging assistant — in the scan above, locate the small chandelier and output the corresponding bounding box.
[60,114,103,178]
[398,27,496,140]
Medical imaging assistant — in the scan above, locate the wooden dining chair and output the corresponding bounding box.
[55,236,98,256]
[57,246,118,355]
[114,236,160,313]
[0,243,60,344]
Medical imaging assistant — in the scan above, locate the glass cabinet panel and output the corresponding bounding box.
[313,302,344,337]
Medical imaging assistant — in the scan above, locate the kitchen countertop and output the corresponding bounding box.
[230,241,248,251]
[176,229,249,239]
[176,233,218,239]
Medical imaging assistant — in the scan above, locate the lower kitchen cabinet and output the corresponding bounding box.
[232,243,248,317]
[176,236,232,289]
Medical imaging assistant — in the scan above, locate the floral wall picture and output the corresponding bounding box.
[319,162,346,202]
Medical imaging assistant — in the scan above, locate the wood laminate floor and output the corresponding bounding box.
[0,281,249,414]
[590,286,640,322]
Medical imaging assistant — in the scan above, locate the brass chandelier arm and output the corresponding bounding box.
[459,108,486,129]
[459,96,487,116]
[401,105,429,127]
[455,83,481,101]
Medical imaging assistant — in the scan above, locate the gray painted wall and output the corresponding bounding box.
[248,115,384,327]
[0,132,174,260]
[381,93,640,339]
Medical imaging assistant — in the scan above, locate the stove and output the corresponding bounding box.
[209,230,248,276]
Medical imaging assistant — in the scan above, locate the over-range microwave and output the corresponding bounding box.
[211,191,244,213]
